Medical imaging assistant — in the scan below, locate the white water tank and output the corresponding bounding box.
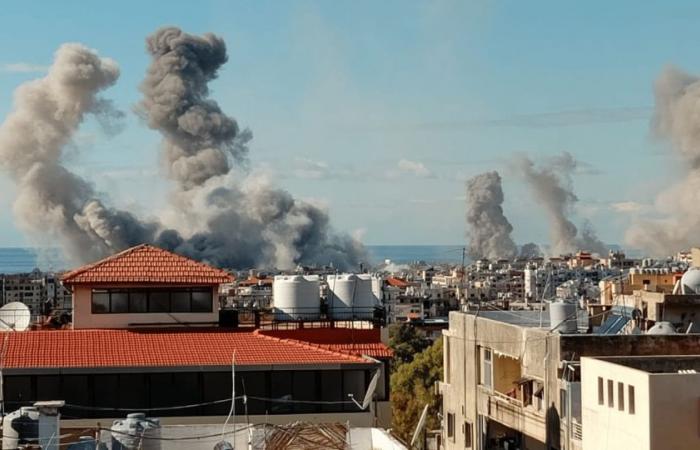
[371,275,383,305]
[111,413,161,450]
[2,406,39,450]
[327,274,375,319]
[681,268,700,294]
[550,300,578,333]
[273,275,321,320]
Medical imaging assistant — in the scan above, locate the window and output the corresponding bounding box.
[597,377,604,405]
[628,385,635,414]
[607,379,614,408]
[618,382,624,411]
[447,412,455,440]
[91,288,213,314]
[481,348,493,389]
[465,421,473,447]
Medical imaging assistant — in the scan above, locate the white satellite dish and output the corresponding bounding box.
[348,369,381,411]
[0,302,31,331]
[410,404,430,448]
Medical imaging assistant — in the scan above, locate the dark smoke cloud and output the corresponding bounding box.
[0,44,156,264]
[512,152,606,256]
[465,171,517,260]
[139,27,366,270]
[519,242,542,258]
[625,66,700,255]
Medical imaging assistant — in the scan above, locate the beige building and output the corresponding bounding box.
[582,355,700,450]
[440,310,700,450]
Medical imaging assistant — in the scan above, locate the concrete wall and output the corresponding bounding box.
[72,285,219,329]
[581,358,650,450]
[649,372,700,450]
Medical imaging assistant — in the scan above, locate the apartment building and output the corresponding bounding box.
[581,355,700,450]
[439,309,700,450]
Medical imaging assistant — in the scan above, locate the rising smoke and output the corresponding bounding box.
[512,152,606,256]
[138,27,366,270]
[465,171,517,260]
[0,44,157,264]
[0,30,366,271]
[625,66,700,255]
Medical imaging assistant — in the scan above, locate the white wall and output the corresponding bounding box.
[72,285,219,329]
[581,358,650,450]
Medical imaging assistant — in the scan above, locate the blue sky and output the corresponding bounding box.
[0,0,697,247]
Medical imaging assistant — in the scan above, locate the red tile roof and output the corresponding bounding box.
[256,328,393,359]
[386,277,411,288]
[62,244,233,286]
[0,329,370,370]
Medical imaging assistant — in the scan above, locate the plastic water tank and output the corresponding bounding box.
[549,300,578,333]
[111,413,161,450]
[273,275,321,320]
[647,321,677,335]
[2,406,39,450]
[327,274,374,320]
[681,268,700,294]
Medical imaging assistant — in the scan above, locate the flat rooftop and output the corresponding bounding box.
[594,355,700,374]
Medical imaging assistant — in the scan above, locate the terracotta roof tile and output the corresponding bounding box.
[62,244,233,286]
[0,329,369,370]
[256,328,393,359]
[386,277,411,288]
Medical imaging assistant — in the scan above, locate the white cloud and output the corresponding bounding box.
[610,201,648,214]
[396,158,434,178]
[1,62,48,74]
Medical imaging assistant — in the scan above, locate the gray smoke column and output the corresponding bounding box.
[0,43,156,264]
[140,27,366,270]
[465,171,517,260]
[625,66,700,255]
[512,152,606,256]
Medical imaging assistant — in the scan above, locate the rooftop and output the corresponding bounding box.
[62,244,233,286]
[256,327,393,359]
[592,355,700,374]
[0,328,371,371]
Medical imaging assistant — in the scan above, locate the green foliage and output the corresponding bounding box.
[388,323,431,367]
[390,337,443,444]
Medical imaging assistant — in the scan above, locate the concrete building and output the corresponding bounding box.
[581,355,700,450]
[1,244,393,430]
[439,309,700,450]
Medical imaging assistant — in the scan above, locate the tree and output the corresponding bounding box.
[388,323,431,367]
[391,337,443,443]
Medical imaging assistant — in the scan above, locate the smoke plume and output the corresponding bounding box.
[625,66,700,255]
[0,44,157,264]
[512,152,606,256]
[519,242,542,258]
[465,171,517,260]
[139,27,366,270]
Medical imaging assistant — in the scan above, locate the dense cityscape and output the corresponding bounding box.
[2,2,700,450]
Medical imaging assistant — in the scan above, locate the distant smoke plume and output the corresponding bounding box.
[0,44,156,264]
[512,152,606,256]
[465,171,517,260]
[139,27,366,270]
[625,66,700,255]
[519,242,542,258]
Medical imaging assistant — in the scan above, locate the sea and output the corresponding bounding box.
[0,245,465,274]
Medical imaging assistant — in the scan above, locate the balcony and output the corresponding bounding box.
[478,386,547,443]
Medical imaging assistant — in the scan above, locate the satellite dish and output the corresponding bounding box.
[410,404,430,448]
[361,370,381,410]
[0,302,31,331]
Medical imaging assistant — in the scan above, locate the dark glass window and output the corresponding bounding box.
[91,288,215,313]
[270,372,293,413]
[320,371,342,412]
[149,291,170,312]
[293,371,318,413]
[92,290,109,313]
[36,375,60,401]
[239,371,267,415]
[202,372,231,416]
[4,376,32,408]
[129,291,148,313]
[343,370,365,412]
[171,291,191,312]
[110,291,128,313]
[191,290,213,312]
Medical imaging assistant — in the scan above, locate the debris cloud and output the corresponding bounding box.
[512,152,606,256]
[0,44,156,264]
[625,66,700,255]
[139,27,366,270]
[465,171,517,260]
